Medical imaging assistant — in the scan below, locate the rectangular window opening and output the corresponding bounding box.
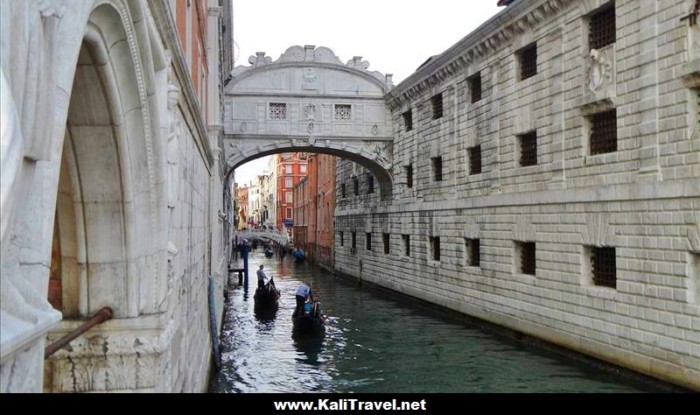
[519,131,538,167]
[432,157,443,182]
[468,145,482,175]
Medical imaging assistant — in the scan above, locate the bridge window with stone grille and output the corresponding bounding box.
[340,231,344,246]
[368,174,375,194]
[518,43,537,81]
[516,241,536,276]
[589,109,617,155]
[519,131,537,167]
[403,109,413,131]
[466,238,480,267]
[335,104,352,121]
[469,72,482,103]
[353,177,359,196]
[468,145,481,175]
[383,233,390,254]
[352,232,357,249]
[269,102,287,120]
[341,183,346,198]
[431,93,443,119]
[430,236,441,261]
[405,164,413,188]
[366,232,372,251]
[590,246,616,288]
[403,234,411,257]
[432,156,443,182]
[589,3,616,50]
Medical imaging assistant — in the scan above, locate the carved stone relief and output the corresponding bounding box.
[586,48,612,93]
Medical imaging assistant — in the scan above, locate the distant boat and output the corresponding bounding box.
[264,246,274,258]
[292,249,305,262]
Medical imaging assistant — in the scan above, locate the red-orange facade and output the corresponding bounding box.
[293,154,336,268]
[276,153,308,234]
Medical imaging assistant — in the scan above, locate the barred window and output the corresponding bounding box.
[353,177,359,196]
[341,183,346,198]
[589,4,616,50]
[383,233,390,255]
[403,110,413,132]
[366,233,372,251]
[469,72,482,103]
[335,104,352,121]
[351,231,357,249]
[367,174,375,194]
[468,145,481,175]
[517,241,536,276]
[591,247,616,288]
[405,164,413,188]
[519,43,537,81]
[340,231,344,246]
[590,109,617,155]
[431,93,443,120]
[269,103,287,120]
[519,131,538,167]
[430,237,441,261]
[432,157,443,182]
[466,238,480,267]
[403,234,411,257]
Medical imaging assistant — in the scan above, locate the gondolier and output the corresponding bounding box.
[257,264,268,289]
[295,281,313,315]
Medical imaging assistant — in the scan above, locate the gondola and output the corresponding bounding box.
[254,277,280,310]
[292,300,325,335]
[264,246,274,258]
[292,249,305,262]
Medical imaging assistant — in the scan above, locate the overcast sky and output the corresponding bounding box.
[232,0,504,185]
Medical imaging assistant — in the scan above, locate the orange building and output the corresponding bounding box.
[275,153,308,234]
[293,154,336,268]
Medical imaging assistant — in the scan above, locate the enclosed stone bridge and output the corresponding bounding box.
[235,229,289,246]
[223,45,395,199]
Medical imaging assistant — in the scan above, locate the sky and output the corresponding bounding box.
[232,0,504,185]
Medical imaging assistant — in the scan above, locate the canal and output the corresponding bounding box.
[210,251,661,393]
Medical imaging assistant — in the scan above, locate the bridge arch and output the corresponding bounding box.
[224,45,395,199]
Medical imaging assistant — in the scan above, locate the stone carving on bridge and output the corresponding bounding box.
[371,124,379,136]
[302,68,318,90]
[303,103,316,120]
[586,48,612,93]
[240,121,248,132]
[308,122,315,134]
[372,142,391,167]
[230,45,392,86]
[308,136,316,146]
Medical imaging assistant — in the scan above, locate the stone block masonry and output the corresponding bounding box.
[337,0,700,390]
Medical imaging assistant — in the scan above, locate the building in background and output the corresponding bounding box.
[293,154,336,268]
[275,153,308,237]
[236,184,250,230]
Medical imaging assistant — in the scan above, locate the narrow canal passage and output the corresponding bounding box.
[210,251,659,393]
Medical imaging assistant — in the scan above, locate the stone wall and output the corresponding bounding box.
[2,0,227,393]
[336,0,700,390]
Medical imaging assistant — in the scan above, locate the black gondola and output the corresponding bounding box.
[292,301,325,335]
[264,246,274,258]
[254,277,280,310]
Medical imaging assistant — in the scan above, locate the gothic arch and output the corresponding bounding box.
[51,1,167,320]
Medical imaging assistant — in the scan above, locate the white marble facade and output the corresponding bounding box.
[1,0,227,392]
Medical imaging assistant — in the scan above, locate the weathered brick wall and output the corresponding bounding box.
[336,0,700,390]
